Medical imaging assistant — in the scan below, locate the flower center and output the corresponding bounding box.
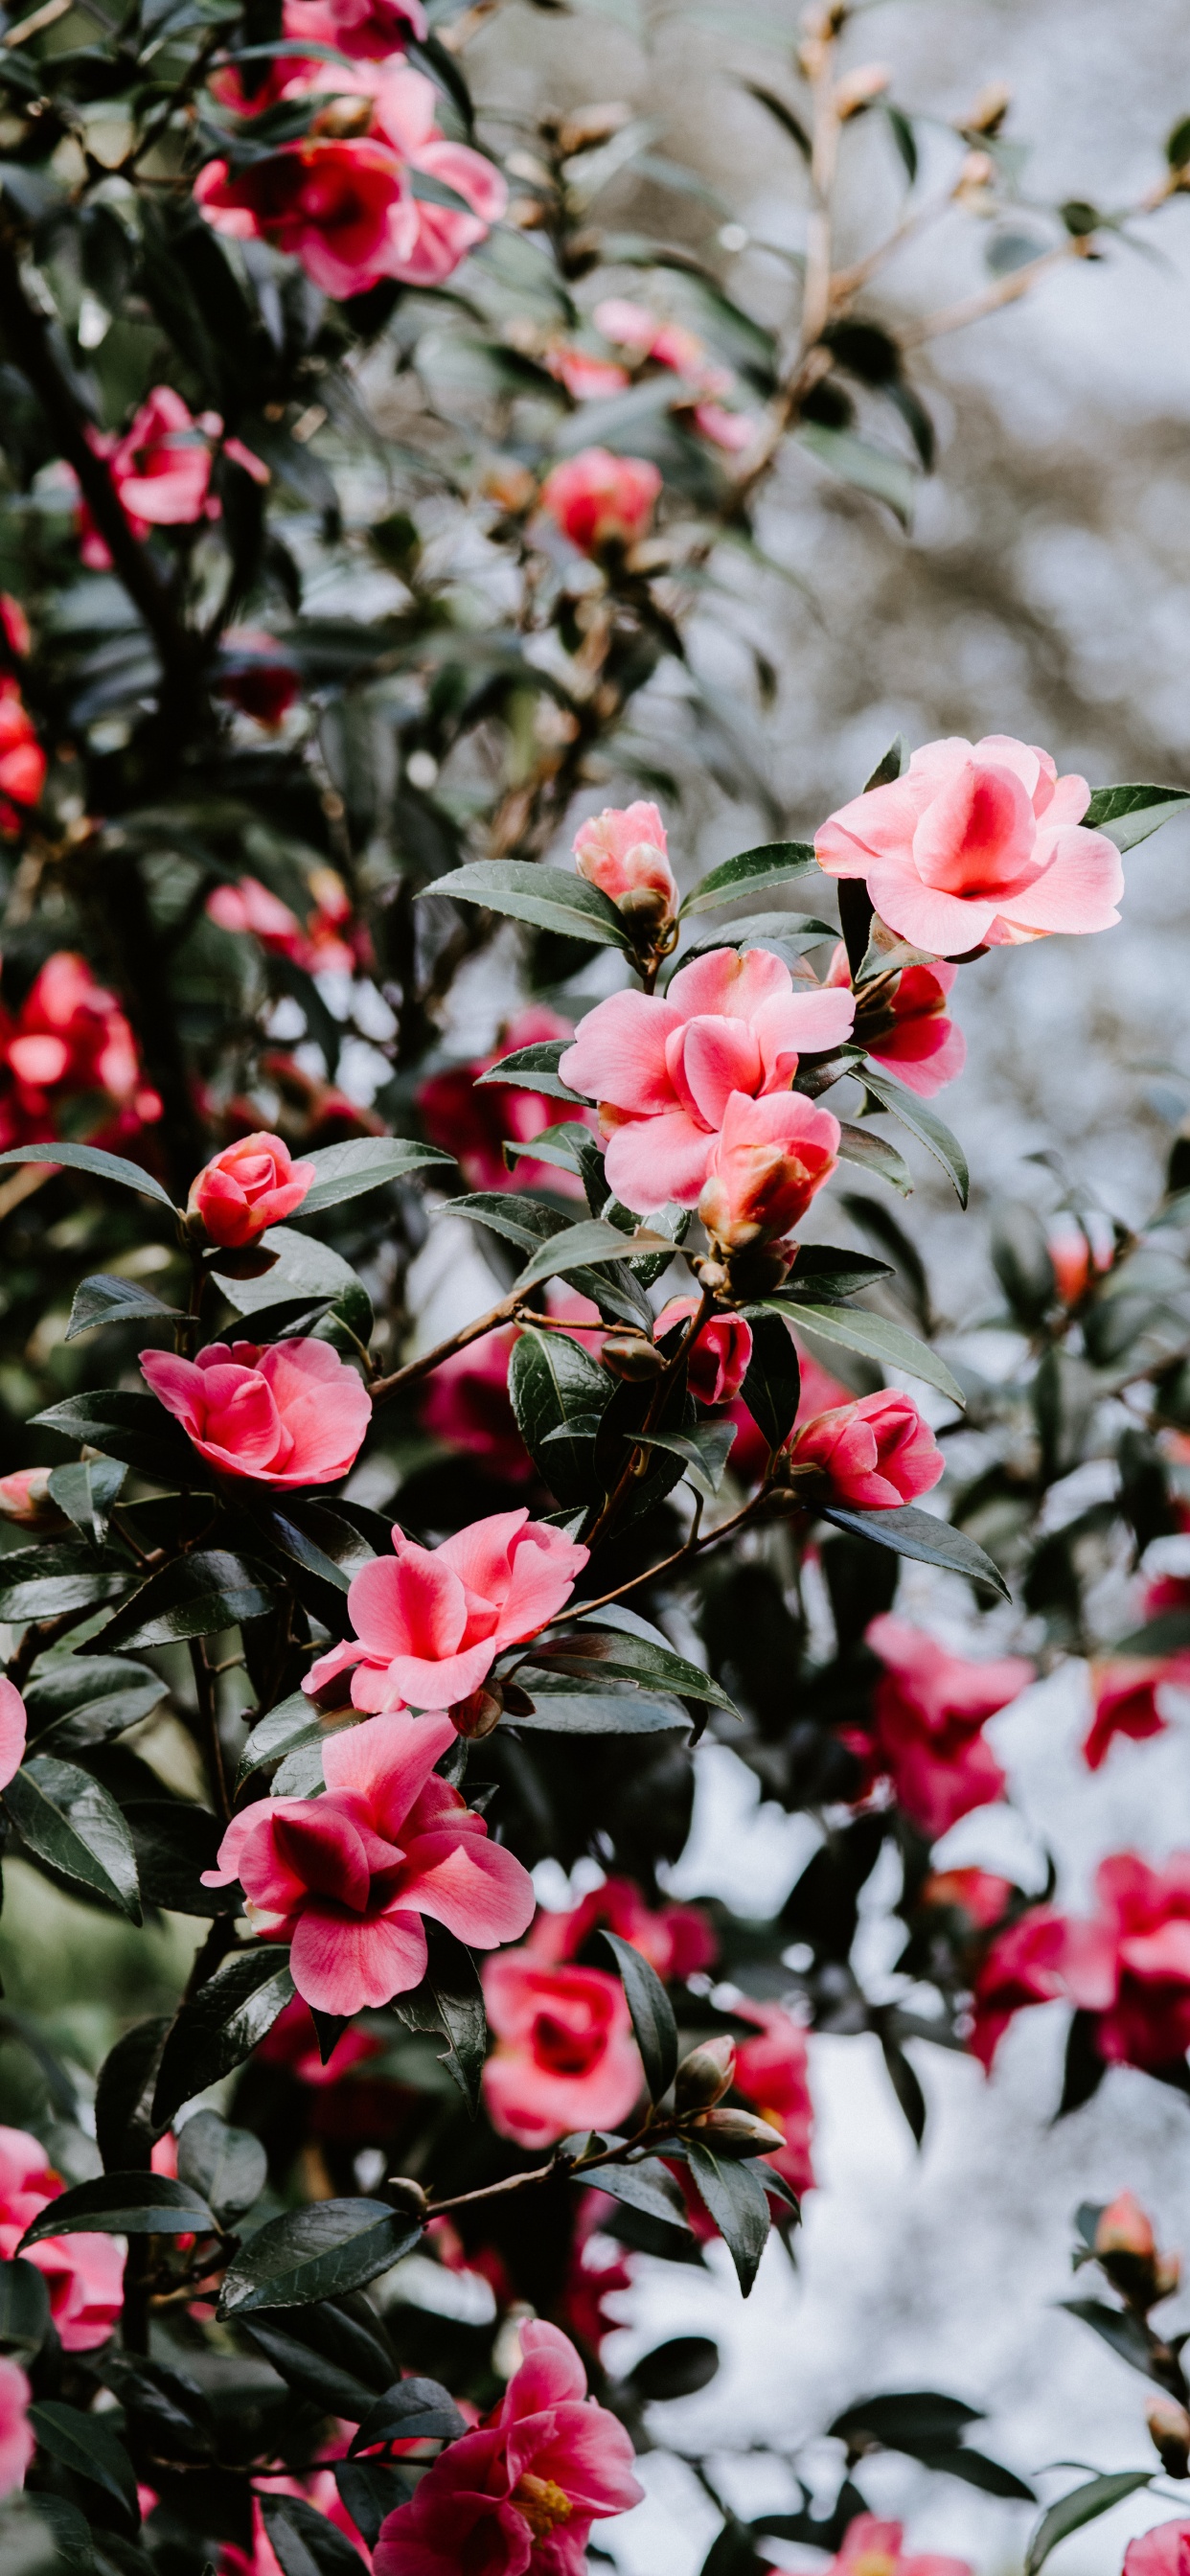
[512,2473,573,2538]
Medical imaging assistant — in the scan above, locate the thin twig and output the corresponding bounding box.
[369,1288,525,1406]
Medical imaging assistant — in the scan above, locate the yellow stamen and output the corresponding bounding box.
[512,2473,574,2538]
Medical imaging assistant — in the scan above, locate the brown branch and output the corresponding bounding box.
[369,1288,525,1406]
[901,238,1087,346]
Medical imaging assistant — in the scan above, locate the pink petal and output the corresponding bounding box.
[321,1710,456,1833]
[289,1901,427,2012]
[995,825,1124,935]
[436,1506,528,1600]
[752,984,856,1087]
[418,135,508,225]
[0,1679,25,1791]
[666,945,791,1020]
[602,1108,715,1213]
[910,758,1036,896]
[139,1348,204,1435]
[864,865,998,957]
[400,1829,536,1945]
[870,1019,966,1095]
[814,774,934,873]
[349,1548,468,1661]
[490,1526,588,1647]
[272,1805,374,1909]
[559,990,680,1115]
[669,1015,763,1128]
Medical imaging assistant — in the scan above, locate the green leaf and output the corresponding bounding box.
[6,1757,141,1922]
[419,860,633,952]
[514,1217,672,1295]
[574,2157,693,2231]
[349,2377,466,2453]
[0,2256,50,2359]
[423,1924,487,2117]
[837,1119,913,1196]
[503,1120,592,1181]
[152,1946,296,2126]
[46,1458,127,1545]
[453,1193,652,1330]
[218,2199,423,2317]
[238,1692,350,1787]
[19,2170,214,2243]
[0,1140,177,1210]
[507,1321,613,1499]
[296,1137,454,1216]
[767,1301,964,1405]
[675,913,837,968]
[533,1619,740,1714]
[176,2111,266,2227]
[65,1274,183,1340]
[795,422,918,524]
[475,1039,585,1104]
[95,2016,171,2172]
[776,1243,896,1301]
[333,2461,413,2550]
[684,2142,771,2295]
[28,2401,139,2523]
[96,1550,277,1649]
[1083,782,1190,852]
[1057,2297,1160,2378]
[830,2393,983,2445]
[253,1499,376,1595]
[819,1500,1008,1596]
[508,1690,692,1733]
[740,1310,801,1453]
[680,842,818,918]
[124,1797,230,1918]
[261,2492,370,2576]
[1025,2472,1154,2576]
[0,1541,133,1622]
[884,101,918,181]
[1111,1609,1190,1656]
[25,1659,163,1758]
[241,2301,397,2422]
[602,1928,676,2103]
[855,1066,969,1206]
[34,1390,197,1482]
[633,1423,738,1499]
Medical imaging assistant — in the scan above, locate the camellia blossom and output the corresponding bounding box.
[304,1507,588,1712]
[850,1616,1032,1840]
[0,678,44,824]
[698,1088,842,1253]
[0,2126,124,2349]
[283,0,426,56]
[734,2000,815,2196]
[418,1004,589,1196]
[529,1874,717,1982]
[538,448,662,556]
[140,1339,371,1487]
[187,1131,315,1246]
[559,946,854,1216]
[374,2320,644,2574]
[789,1390,944,1508]
[0,1679,25,1792]
[814,734,1124,957]
[827,944,966,1097]
[0,1467,57,1527]
[824,2514,973,2576]
[1125,2526,1190,2576]
[656,1297,753,1405]
[215,632,302,730]
[969,1900,1077,2068]
[203,1712,534,2012]
[0,952,160,1146]
[207,872,356,977]
[482,1949,642,2146]
[573,800,678,919]
[1083,1655,1190,1771]
[0,595,30,660]
[1047,1208,1114,1307]
[0,2355,33,2498]
[592,295,759,451]
[75,386,266,568]
[1064,1852,1190,2075]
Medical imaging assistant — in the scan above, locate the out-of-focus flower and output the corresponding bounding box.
[0,1468,58,1527]
[141,1339,371,1487]
[823,2514,973,2576]
[845,1616,1031,1839]
[969,1900,1074,2067]
[538,448,662,555]
[529,1874,717,1981]
[0,2126,124,2349]
[0,952,161,1146]
[0,1680,25,1792]
[1064,1852,1190,2075]
[789,1390,944,1509]
[74,387,266,568]
[0,2354,33,2497]
[215,631,302,729]
[203,1712,534,2012]
[560,947,853,1216]
[187,1131,315,1246]
[592,295,759,450]
[206,870,357,975]
[303,1507,588,1713]
[733,2000,814,2196]
[546,344,631,401]
[482,1950,641,2145]
[373,2321,644,2574]
[420,1326,533,1483]
[827,944,966,1097]
[562,2190,633,2355]
[283,0,425,58]
[698,1089,841,1254]
[1126,2529,1190,2576]
[256,1994,383,2085]
[0,595,30,659]
[1047,1208,1114,1307]
[655,1298,753,1405]
[573,799,678,924]
[0,678,43,825]
[419,1005,588,1196]
[814,735,1124,957]
[1083,1654,1190,1771]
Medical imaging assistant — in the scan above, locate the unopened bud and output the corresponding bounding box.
[721,1242,794,1301]
[1156,2251,1183,2300]
[558,100,631,155]
[1149,2399,1190,2479]
[386,2175,428,2219]
[602,1332,666,1382]
[451,1685,504,1739]
[962,81,1011,135]
[835,60,891,119]
[1095,2191,1156,2262]
[690,2106,786,2152]
[0,1466,59,1528]
[675,2036,736,2113]
[616,884,673,933]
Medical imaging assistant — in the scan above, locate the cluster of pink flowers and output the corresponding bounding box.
[843,1615,1032,1838]
[0,2124,124,2348]
[0,951,162,1148]
[207,866,360,976]
[940,1851,1190,2077]
[68,385,266,567]
[304,1507,588,1713]
[418,1003,590,1196]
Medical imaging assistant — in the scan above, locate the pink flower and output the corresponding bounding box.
[0,953,160,1145]
[195,139,416,299]
[0,1468,57,1527]
[1083,1657,1190,1771]
[187,1131,315,1246]
[826,944,965,1097]
[559,947,854,1216]
[592,298,758,451]
[0,2354,33,2497]
[0,594,30,659]
[850,1616,1031,1840]
[282,0,425,58]
[529,1875,717,1981]
[216,632,302,729]
[539,448,662,556]
[1064,1853,1190,2075]
[421,1326,533,1483]
[140,1339,371,1488]
[374,2319,644,2575]
[814,735,1124,957]
[825,2514,973,2576]
[305,1509,587,1713]
[546,346,631,402]
[733,2000,815,2196]
[0,2125,124,2350]
[1047,1209,1113,1307]
[790,1390,944,1509]
[656,1298,753,1405]
[970,1902,1078,2068]
[482,1951,641,2147]
[0,1678,25,1792]
[572,801,678,919]
[1126,2527,1190,2576]
[203,1711,534,2012]
[418,1005,588,1197]
[360,63,507,284]
[75,387,266,568]
[0,678,43,818]
[698,1088,841,1253]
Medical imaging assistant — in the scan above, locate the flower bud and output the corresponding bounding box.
[1095,2192,1156,2262]
[835,60,891,119]
[1156,2251,1183,2301]
[962,81,1011,134]
[386,2175,429,2219]
[1148,2399,1190,2479]
[451,1685,505,1738]
[675,2036,736,2112]
[0,1467,60,1528]
[698,1092,840,1256]
[573,802,678,927]
[602,1332,667,1382]
[690,2106,786,2151]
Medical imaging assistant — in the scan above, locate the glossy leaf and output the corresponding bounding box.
[602,1928,677,2102]
[574,2157,693,2231]
[1084,782,1190,852]
[819,1502,1009,1597]
[0,1541,133,1622]
[96,1549,276,1648]
[176,2110,267,2226]
[509,1323,611,1503]
[420,859,633,950]
[452,1193,652,1330]
[333,2460,413,2550]
[681,841,818,918]
[424,1924,487,2117]
[349,2377,466,2453]
[28,2401,140,2521]
[261,2492,368,2576]
[837,1120,913,1196]
[296,1136,453,1215]
[856,1066,970,1206]
[1025,2472,1154,2576]
[45,1458,127,1545]
[475,1039,585,1104]
[153,1946,296,2125]
[95,2015,171,2172]
[514,1216,672,1295]
[533,1622,740,1713]
[765,1300,964,1404]
[740,1310,800,1452]
[684,2141,771,2295]
[0,1139,177,1208]
[6,1756,141,1921]
[796,421,918,523]
[19,2169,214,2242]
[66,1273,183,1340]
[633,1422,738,1499]
[509,1690,691,1733]
[675,911,836,965]
[0,2256,50,2359]
[218,2199,423,2316]
[34,1388,198,1481]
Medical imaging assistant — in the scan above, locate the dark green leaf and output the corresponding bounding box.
[260,2493,367,2576]
[46,1460,127,1546]
[775,1243,896,1301]
[795,423,918,524]
[95,2016,171,2172]
[24,2493,96,2572]
[602,1929,676,2103]
[1025,2472,1154,2576]
[838,1190,933,1333]
[884,102,918,181]
[1058,2298,1160,2378]
[684,2142,771,2295]
[699,2522,767,2576]
[333,2461,413,2550]
[509,1323,611,1504]
[1057,2010,1108,2120]
[238,1693,351,1787]
[0,1541,133,1622]
[535,1620,740,1713]
[508,1690,692,1733]
[514,1217,672,1295]
[19,2170,213,2243]
[818,1502,1009,1597]
[123,1795,228,1918]
[0,2256,50,2358]
[629,2335,720,2400]
[680,841,818,918]
[26,1658,162,1756]
[881,2034,927,2143]
[830,2393,983,2445]
[419,860,633,951]
[0,1141,176,1210]
[837,1120,913,1196]
[424,1924,487,2117]
[1082,784,1190,852]
[66,1275,183,1340]
[29,2401,139,2522]
[1111,1609,1190,1657]
[242,2301,394,2422]
[6,1757,141,1921]
[152,1945,295,2125]
[856,1066,969,1206]
[743,80,811,155]
[34,1390,197,1482]
[633,1423,737,1500]
[763,1300,963,1404]
[475,1039,585,1105]
[740,1311,801,1453]
[296,1137,453,1216]
[574,2157,693,2231]
[349,2376,466,2453]
[176,2110,267,2226]
[218,2200,423,2316]
[453,1195,652,1330]
[96,1551,276,1649]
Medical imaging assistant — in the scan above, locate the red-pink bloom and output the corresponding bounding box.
[283,0,425,57]
[187,1130,315,1246]
[207,873,355,976]
[216,632,302,729]
[375,2320,644,2574]
[140,1338,371,1487]
[305,1508,587,1712]
[656,1297,753,1405]
[848,1616,1031,1839]
[559,947,854,1216]
[257,1994,382,2085]
[790,1390,944,1509]
[76,387,265,568]
[204,1711,534,2012]
[824,2514,973,2576]
[195,139,415,298]
[1083,1657,1190,1771]
[826,943,965,1097]
[539,448,661,556]
[970,1902,1076,2068]
[0,678,42,823]
[734,2000,815,2196]
[592,297,758,451]
[572,800,678,918]
[0,1468,57,1527]
[419,1005,588,1196]
[698,1088,841,1253]
[0,595,30,659]
[1126,2526,1190,2576]
[0,2125,124,2349]
[1047,1209,1113,1307]
[483,1951,641,2145]
[547,345,631,401]
[529,1875,717,1982]
[0,953,160,1145]
[421,1325,533,1483]
[919,1865,1017,1932]
[1064,1853,1190,2075]
[0,2354,33,2497]
[814,735,1124,957]
[0,1678,25,1792]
